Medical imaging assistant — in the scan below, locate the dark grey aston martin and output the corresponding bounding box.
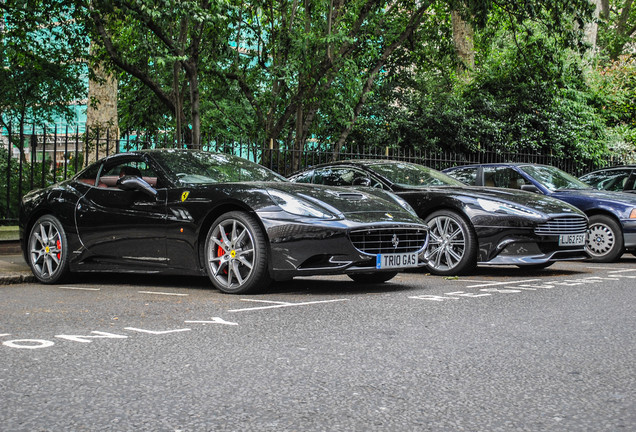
[289,160,590,276]
[19,150,429,294]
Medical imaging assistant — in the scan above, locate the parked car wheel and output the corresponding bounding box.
[204,211,272,294]
[348,271,398,284]
[27,214,69,284]
[423,210,477,276]
[586,214,624,262]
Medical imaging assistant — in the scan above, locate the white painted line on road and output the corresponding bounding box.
[138,291,189,297]
[465,279,541,288]
[185,317,238,326]
[0,334,11,337]
[239,299,292,305]
[58,286,100,291]
[124,327,191,335]
[608,269,636,274]
[228,298,349,312]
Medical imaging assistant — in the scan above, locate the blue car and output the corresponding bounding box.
[443,163,636,262]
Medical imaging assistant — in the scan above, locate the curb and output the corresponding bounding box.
[0,273,35,285]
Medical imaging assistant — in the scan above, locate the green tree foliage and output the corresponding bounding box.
[87,0,232,147]
[350,1,616,165]
[597,0,636,60]
[0,0,87,133]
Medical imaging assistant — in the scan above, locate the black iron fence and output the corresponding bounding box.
[2,127,632,224]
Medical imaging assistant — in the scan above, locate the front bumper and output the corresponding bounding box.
[262,218,429,281]
[475,226,588,265]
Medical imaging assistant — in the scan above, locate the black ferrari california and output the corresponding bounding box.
[19,150,429,293]
[289,160,589,276]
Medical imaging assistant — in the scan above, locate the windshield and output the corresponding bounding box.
[520,165,591,191]
[369,162,464,187]
[151,150,286,184]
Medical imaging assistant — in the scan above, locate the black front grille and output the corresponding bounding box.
[349,227,428,254]
[534,216,588,235]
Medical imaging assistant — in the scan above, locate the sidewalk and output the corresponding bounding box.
[0,251,34,285]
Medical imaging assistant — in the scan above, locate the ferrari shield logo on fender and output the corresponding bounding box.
[181,191,190,202]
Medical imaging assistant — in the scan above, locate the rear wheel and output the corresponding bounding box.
[586,215,624,262]
[348,271,398,284]
[28,215,69,284]
[204,211,272,294]
[423,210,477,276]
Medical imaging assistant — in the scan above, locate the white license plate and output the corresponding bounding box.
[559,233,586,246]
[376,252,419,269]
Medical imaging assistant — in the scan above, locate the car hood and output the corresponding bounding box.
[266,183,420,222]
[407,185,585,215]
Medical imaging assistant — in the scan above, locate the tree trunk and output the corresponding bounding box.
[85,60,118,164]
[451,10,475,74]
[584,0,602,53]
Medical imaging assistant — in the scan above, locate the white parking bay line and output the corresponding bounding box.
[228,298,349,312]
[465,279,542,289]
[138,291,189,297]
[58,286,101,291]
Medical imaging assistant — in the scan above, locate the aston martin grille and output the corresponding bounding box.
[534,216,588,235]
[349,227,428,254]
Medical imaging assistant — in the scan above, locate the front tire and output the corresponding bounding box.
[28,215,69,284]
[586,215,624,262]
[348,271,398,284]
[204,211,272,294]
[423,210,477,276]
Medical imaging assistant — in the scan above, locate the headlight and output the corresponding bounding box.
[268,190,335,219]
[477,198,542,218]
[387,192,419,217]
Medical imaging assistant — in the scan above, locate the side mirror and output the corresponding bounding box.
[521,184,540,194]
[117,175,158,198]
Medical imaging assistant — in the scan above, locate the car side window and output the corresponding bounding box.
[76,164,101,186]
[313,167,358,186]
[97,160,160,189]
[582,170,630,192]
[485,167,530,189]
[627,172,636,192]
[291,170,315,184]
[447,167,477,185]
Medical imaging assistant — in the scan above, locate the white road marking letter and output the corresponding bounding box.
[481,288,522,294]
[124,327,191,335]
[55,331,128,343]
[445,291,491,297]
[3,339,55,349]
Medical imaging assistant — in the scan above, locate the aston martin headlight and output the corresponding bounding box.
[268,190,335,219]
[387,192,419,217]
[477,198,542,218]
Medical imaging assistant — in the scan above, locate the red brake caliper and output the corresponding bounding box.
[217,237,228,274]
[56,239,62,260]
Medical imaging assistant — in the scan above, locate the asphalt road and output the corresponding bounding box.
[1,257,635,431]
